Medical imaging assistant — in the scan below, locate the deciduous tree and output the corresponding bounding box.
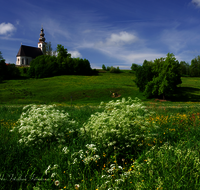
[144,53,182,100]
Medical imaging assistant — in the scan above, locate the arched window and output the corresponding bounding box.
[18,59,19,64]
[26,59,28,65]
[22,58,24,65]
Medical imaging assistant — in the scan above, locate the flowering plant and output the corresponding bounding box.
[80,97,159,153]
[10,104,79,148]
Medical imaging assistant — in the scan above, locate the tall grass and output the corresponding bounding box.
[0,98,200,189]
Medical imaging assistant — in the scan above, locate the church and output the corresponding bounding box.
[16,27,46,66]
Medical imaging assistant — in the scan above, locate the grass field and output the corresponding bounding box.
[0,70,200,189]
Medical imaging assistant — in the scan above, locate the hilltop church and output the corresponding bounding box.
[16,27,46,66]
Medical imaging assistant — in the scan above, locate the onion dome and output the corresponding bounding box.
[39,27,45,42]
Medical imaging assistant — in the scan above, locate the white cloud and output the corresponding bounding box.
[0,22,16,35]
[96,31,138,47]
[69,51,82,58]
[192,0,200,7]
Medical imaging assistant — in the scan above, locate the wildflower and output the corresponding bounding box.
[54,180,59,186]
[75,184,80,189]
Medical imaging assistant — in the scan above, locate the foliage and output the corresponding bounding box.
[180,61,190,76]
[134,53,182,99]
[133,60,154,92]
[28,55,59,78]
[1,99,200,189]
[102,64,106,71]
[0,51,3,60]
[0,59,7,83]
[73,58,94,75]
[56,44,71,64]
[109,66,121,73]
[28,44,96,78]
[190,56,200,77]
[43,41,53,56]
[106,66,111,71]
[131,63,140,74]
[80,97,159,159]
[10,104,79,149]
[5,64,21,80]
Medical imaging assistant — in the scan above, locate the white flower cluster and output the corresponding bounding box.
[10,104,79,147]
[80,97,159,150]
[45,164,59,176]
[71,144,100,165]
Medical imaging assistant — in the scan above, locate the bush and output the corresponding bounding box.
[28,55,59,78]
[10,104,79,149]
[109,66,121,73]
[106,66,111,71]
[5,64,21,79]
[80,97,159,158]
[0,59,7,82]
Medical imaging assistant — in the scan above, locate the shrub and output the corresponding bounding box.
[10,104,79,149]
[110,66,121,73]
[80,97,159,158]
[5,64,21,79]
[106,66,111,71]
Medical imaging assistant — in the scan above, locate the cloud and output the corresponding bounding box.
[96,31,138,47]
[0,22,16,35]
[192,0,200,7]
[69,51,82,58]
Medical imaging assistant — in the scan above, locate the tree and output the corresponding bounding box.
[44,42,53,56]
[131,63,140,74]
[28,55,59,78]
[110,66,121,73]
[102,64,106,71]
[144,53,182,100]
[133,60,154,92]
[0,59,7,83]
[180,61,190,76]
[190,56,200,77]
[0,51,3,60]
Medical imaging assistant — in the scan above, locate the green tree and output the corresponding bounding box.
[0,59,7,83]
[0,51,3,60]
[190,56,200,77]
[180,61,190,76]
[144,53,182,100]
[110,66,121,73]
[44,42,53,56]
[102,64,106,71]
[133,60,154,92]
[131,63,140,74]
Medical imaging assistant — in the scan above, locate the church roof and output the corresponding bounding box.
[16,45,43,58]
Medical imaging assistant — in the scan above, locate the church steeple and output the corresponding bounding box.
[38,27,46,53]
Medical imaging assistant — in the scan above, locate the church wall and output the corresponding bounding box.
[16,56,33,66]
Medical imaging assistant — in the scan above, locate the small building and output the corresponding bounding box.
[16,27,46,66]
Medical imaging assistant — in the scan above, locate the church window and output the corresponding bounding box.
[26,59,28,65]
[22,58,24,65]
[18,59,19,63]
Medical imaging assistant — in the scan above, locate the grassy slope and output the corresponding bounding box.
[0,70,199,108]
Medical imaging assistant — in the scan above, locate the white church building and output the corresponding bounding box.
[16,27,46,66]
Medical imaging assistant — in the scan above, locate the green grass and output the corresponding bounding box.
[0,70,200,189]
[0,70,145,107]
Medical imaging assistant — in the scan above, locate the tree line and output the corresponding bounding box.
[0,44,98,82]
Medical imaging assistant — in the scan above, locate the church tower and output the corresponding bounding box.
[38,27,46,53]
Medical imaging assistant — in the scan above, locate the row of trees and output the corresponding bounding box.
[102,64,122,73]
[0,51,21,82]
[0,44,99,82]
[28,44,98,78]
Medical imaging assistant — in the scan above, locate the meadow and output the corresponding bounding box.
[0,70,200,189]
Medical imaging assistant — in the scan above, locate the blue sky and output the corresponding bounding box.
[1,0,200,70]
